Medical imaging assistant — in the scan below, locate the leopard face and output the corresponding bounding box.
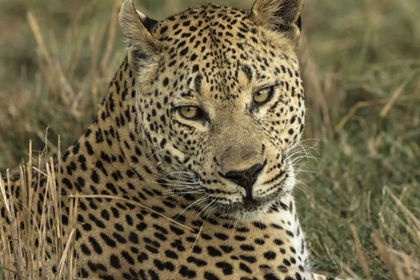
[120,0,305,220]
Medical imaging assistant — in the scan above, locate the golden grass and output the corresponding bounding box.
[0,141,78,279]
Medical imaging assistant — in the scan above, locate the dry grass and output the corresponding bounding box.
[0,0,419,279]
[0,141,78,279]
[295,1,420,278]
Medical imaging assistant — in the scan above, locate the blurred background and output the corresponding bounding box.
[0,0,419,279]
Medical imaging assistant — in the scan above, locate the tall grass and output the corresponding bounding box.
[0,141,79,279]
[0,0,419,279]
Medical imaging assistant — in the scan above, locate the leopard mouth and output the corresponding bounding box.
[216,198,265,214]
[162,169,290,219]
[211,182,287,219]
[212,200,275,220]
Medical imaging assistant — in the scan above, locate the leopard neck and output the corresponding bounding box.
[60,57,163,195]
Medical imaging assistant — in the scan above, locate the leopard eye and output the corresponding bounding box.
[178,106,201,120]
[253,86,274,105]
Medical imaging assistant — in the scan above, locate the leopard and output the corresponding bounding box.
[1,0,331,279]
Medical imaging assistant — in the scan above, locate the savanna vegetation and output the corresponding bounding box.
[0,0,419,279]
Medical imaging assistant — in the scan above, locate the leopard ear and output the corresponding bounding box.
[250,0,304,47]
[119,0,162,71]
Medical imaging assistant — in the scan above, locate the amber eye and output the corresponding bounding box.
[253,86,274,104]
[178,106,201,120]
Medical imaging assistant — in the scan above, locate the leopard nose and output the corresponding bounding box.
[220,161,266,195]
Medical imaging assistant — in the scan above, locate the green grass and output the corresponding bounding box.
[1,0,419,279]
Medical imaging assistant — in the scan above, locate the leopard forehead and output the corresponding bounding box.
[147,4,300,93]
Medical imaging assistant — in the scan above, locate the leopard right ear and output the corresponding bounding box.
[119,0,163,71]
[250,0,304,47]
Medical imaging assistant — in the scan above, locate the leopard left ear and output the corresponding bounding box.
[250,0,304,47]
[119,0,162,72]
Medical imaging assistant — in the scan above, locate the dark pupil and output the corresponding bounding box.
[186,107,196,117]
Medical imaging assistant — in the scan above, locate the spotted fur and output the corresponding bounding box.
[1,0,331,279]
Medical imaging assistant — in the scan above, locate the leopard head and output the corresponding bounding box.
[119,0,305,220]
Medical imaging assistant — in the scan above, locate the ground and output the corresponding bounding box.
[0,0,419,279]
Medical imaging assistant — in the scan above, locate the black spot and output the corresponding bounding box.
[72,143,80,155]
[220,245,233,253]
[128,232,139,244]
[240,244,255,251]
[62,150,70,162]
[169,225,185,236]
[151,206,165,213]
[162,77,169,87]
[110,254,121,269]
[80,243,91,256]
[75,177,85,191]
[101,209,110,221]
[88,237,103,254]
[253,221,267,230]
[153,259,166,271]
[179,265,196,278]
[105,183,118,195]
[85,141,94,155]
[264,251,277,260]
[78,155,87,170]
[270,223,283,230]
[187,244,199,254]
[87,261,107,273]
[147,269,159,280]
[91,170,100,184]
[214,232,229,241]
[239,262,252,274]
[207,246,222,257]
[164,155,172,164]
[62,178,73,190]
[100,233,117,248]
[240,255,257,264]
[121,251,135,265]
[187,256,207,267]
[113,232,127,244]
[254,238,265,245]
[274,239,284,246]
[265,274,281,280]
[216,261,233,275]
[82,222,92,231]
[204,272,220,280]
[165,249,178,259]
[236,227,250,233]
[234,235,246,241]
[160,26,168,34]
[179,47,189,56]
